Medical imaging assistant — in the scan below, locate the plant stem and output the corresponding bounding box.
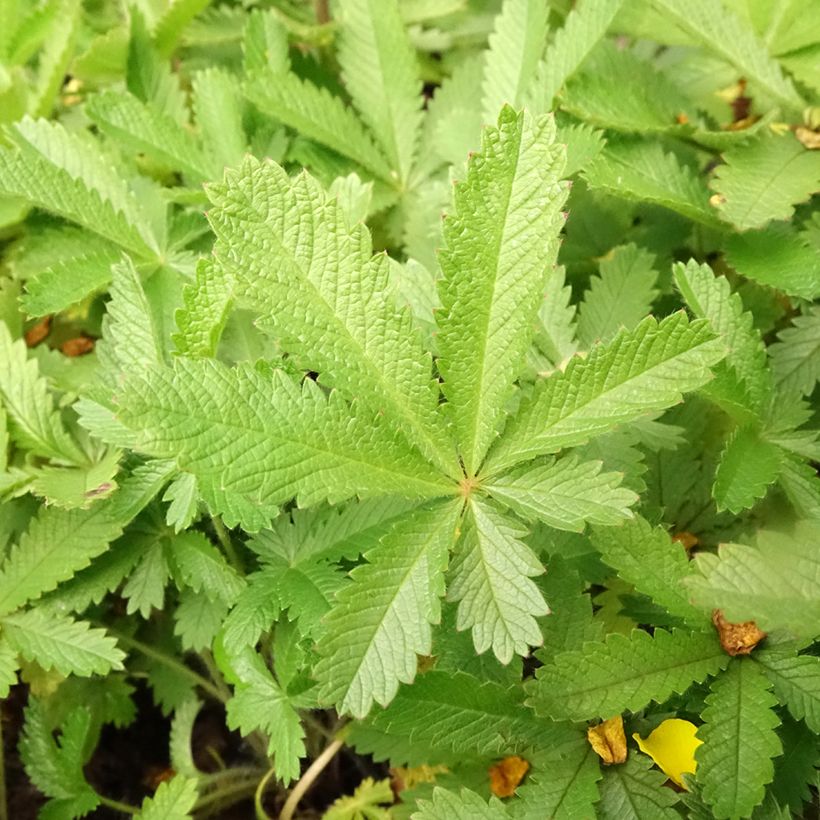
[254,766,277,820]
[108,629,227,703]
[194,774,262,814]
[279,738,344,820]
[211,516,244,573]
[98,795,139,815]
[315,0,330,24]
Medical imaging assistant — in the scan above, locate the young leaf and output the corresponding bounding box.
[412,787,510,820]
[597,753,680,819]
[315,501,459,717]
[3,609,124,676]
[0,322,86,464]
[224,649,305,783]
[755,647,820,733]
[116,361,452,531]
[527,628,727,721]
[325,779,394,820]
[481,0,549,124]
[446,498,547,664]
[589,515,708,627]
[167,530,244,604]
[337,0,421,184]
[713,427,782,513]
[486,313,725,475]
[169,698,202,779]
[19,700,99,812]
[437,106,567,474]
[710,134,820,230]
[172,259,233,359]
[135,775,198,820]
[486,457,638,532]
[207,157,456,477]
[577,244,659,347]
[696,659,782,820]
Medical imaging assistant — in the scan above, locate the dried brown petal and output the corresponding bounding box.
[795,126,820,150]
[24,316,51,348]
[60,336,95,357]
[488,755,529,798]
[587,715,627,765]
[672,531,699,551]
[712,610,766,656]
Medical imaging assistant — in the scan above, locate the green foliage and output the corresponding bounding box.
[0,0,818,816]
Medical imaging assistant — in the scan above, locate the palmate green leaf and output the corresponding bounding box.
[192,68,246,173]
[19,700,98,810]
[481,0,549,124]
[726,225,820,302]
[337,0,421,184]
[778,454,820,520]
[674,260,771,414]
[527,628,727,721]
[245,71,393,183]
[86,90,216,183]
[485,313,725,475]
[315,501,460,718]
[437,106,567,474]
[713,427,782,513]
[577,244,659,347]
[0,323,86,464]
[325,778,393,820]
[515,742,602,820]
[446,498,547,664]
[115,360,452,532]
[534,265,577,368]
[355,670,561,761]
[597,753,680,819]
[711,134,820,230]
[755,647,820,733]
[1,117,158,255]
[589,515,708,627]
[19,237,121,317]
[411,788,510,820]
[0,498,125,616]
[3,609,124,676]
[770,305,820,396]
[123,539,169,618]
[135,775,198,820]
[562,42,693,136]
[487,456,637,532]
[166,530,245,604]
[224,648,305,783]
[696,659,782,820]
[647,0,803,110]
[153,0,212,56]
[29,0,80,119]
[770,715,819,816]
[686,523,820,640]
[527,0,624,113]
[208,156,456,477]
[172,259,233,359]
[174,588,227,651]
[583,138,719,226]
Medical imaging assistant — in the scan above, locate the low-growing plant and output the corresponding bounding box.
[0,0,819,818]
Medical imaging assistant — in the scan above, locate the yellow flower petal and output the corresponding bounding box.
[632,719,702,788]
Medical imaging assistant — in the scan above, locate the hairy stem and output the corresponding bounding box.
[108,629,227,703]
[279,737,344,820]
[98,794,138,815]
[211,516,244,573]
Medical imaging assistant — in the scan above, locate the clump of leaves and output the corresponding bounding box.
[0,0,819,819]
